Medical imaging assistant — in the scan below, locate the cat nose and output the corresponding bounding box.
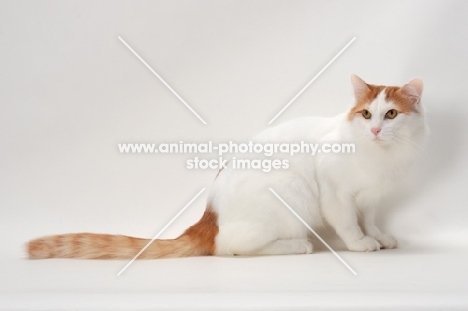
[371,127,381,136]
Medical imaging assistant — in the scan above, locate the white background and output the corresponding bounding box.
[1,1,468,310]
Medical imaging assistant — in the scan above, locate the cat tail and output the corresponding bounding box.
[27,206,219,259]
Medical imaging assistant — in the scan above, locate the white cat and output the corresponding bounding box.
[27,75,427,259]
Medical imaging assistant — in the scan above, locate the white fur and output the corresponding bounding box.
[209,79,428,255]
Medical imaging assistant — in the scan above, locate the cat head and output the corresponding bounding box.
[347,75,427,146]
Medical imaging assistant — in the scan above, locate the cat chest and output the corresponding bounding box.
[352,169,401,204]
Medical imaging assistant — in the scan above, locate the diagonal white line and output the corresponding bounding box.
[268,37,356,125]
[118,36,207,125]
[269,188,357,276]
[117,188,206,276]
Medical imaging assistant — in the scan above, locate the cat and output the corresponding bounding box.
[27,75,427,259]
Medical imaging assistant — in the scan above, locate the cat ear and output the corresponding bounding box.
[351,74,370,99]
[401,78,423,104]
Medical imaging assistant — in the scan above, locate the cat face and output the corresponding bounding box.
[347,75,425,145]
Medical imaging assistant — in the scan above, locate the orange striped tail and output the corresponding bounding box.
[27,207,218,259]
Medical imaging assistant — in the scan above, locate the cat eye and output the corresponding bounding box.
[385,109,398,119]
[361,110,371,119]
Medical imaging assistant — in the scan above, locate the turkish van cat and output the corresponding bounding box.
[27,75,427,259]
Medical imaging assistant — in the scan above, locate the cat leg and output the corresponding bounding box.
[215,223,279,256]
[362,208,397,249]
[215,222,311,256]
[321,191,381,252]
[252,239,313,255]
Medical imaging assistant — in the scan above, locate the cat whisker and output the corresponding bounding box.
[393,135,428,157]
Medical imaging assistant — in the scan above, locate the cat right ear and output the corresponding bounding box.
[401,78,423,105]
[351,74,370,99]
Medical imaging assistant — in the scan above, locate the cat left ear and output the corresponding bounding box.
[351,74,370,99]
[401,78,423,105]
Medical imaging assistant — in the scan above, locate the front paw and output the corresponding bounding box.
[347,236,381,252]
[378,234,397,249]
[300,240,314,254]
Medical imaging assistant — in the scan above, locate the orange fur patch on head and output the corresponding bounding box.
[384,86,418,114]
[348,83,420,120]
[347,84,385,120]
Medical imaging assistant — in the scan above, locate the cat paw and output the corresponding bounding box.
[347,236,381,252]
[301,240,314,254]
[378,234,397,249]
